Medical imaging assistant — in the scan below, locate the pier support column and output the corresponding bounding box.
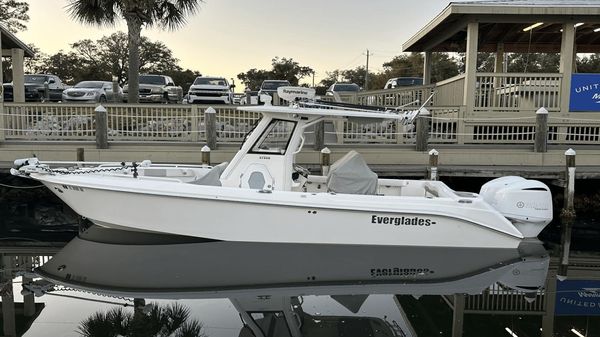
[204,107,218,150]
[451,294,465,337]
[541,271,557,337]
[558,149,576,280]
[22,257,35,317]
[94,105,108,149]
[423,51,432,85]
[11,48,25,103]
[463,22,479,115]
[559,23,576,114]
[535,107,548,152]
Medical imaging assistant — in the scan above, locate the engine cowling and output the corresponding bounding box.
[479,176,553,237]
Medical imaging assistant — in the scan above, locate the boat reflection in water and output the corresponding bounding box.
[28,225,550,336]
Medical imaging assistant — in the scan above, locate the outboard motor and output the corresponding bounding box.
[479,176,553,238]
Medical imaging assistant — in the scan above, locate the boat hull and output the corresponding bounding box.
[37,175,523,249]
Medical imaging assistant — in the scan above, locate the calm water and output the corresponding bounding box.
[1,175,600,337]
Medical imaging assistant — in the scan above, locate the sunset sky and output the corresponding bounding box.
[16,0,456,86]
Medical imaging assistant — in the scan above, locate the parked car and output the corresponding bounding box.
[187,76,233,104]
[123,74,183,103]
[326,82,360,96]
[383,77,423,89]
[257,80,291,104]
[3,74,67,102]
[62,81,122,103]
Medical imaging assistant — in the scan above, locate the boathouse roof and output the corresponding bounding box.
[402,0,600,53]
[1,25,35,57]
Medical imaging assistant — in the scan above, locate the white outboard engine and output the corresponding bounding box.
[479,176,553,238]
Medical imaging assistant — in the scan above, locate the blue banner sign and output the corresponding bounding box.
[570,74,600,112]
[555,279,600,316]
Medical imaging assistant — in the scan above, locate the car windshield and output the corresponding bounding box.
[74,81,105,89]
[396,78,423,86]
[24,75,49,84]
[261,81,290,90]
[333,84,359,92]
[139,75,166,85]
[193,78,227,86]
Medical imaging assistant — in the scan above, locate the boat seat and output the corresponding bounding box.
[326,150,378,195]
[189,162,228,186]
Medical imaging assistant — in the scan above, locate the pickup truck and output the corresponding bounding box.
[3,74,67,102]
[187,76,233,104]
[123,74,183,103]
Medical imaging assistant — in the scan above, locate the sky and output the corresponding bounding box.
[15,0,456,86]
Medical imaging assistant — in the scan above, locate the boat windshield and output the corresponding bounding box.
[251,119,296,155]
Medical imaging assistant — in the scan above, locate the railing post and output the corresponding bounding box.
[201,145,211,165]
[204,106,218,150]
[190,105,199,142]
[320,147,331,176]
[94,105,108,149]
[313,121,325,150]
[245,89,252,105]
[0,102,5,143]
[456,106,467,145]
[534,107,548,152]
[428,149,439,180]
[416,108,430,151]
[558,148,576,281]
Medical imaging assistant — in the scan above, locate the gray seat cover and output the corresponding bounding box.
[189,162,228,186]
[326,151,378,195]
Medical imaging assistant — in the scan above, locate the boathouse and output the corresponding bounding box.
[0,24,35,103]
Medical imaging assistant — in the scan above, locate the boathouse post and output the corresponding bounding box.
[0,30,3,143]
[22,257,35,317]
[558,148,576,280]
[534,107,548,152]
[94,105,108,149]
[320,147,331,175]
[201,145,211,165]
[428,149,439,180]
[204,107,218,150]
[314,121,325,150]
[416,107,430,151]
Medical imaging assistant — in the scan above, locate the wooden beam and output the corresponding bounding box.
[411,19,468,52]
[463,22,479,111]
[560,23,576,114]
[11,48,25,103]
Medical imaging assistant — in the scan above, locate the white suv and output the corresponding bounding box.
[187,77,233,104]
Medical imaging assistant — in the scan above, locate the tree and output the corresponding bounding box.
[237,57,314,90]
[319,70,342,88]
[577,54,600,73]
[0,0,29,33]
[66,0,202,103]
[78,302,206,337]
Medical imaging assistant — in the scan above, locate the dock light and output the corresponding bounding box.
[594,28,600,33]
[571,328,585,337]
[574,23,584,28]
[523,22,543,31]
[505,327,518,337]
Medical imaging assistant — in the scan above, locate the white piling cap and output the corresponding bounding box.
[428,149,439,156]
[536,107,548,115]
[565,148,576,156]
[205,107,216,114]
[201,145,211,152]
[94,104,107,113]
[320,147,331,154]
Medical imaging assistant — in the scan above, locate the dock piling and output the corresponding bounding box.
[535,107,548,153]
[314,121,325,151]
[428,149,439,180]
[201,145,211,165]
[76,148,85,162]
[320,147,331,175]
[558,148,576,280]
[94,105,108,149]
[204,107,218,150]
[416,108,430,152]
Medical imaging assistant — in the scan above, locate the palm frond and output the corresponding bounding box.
[65,0,121,26]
